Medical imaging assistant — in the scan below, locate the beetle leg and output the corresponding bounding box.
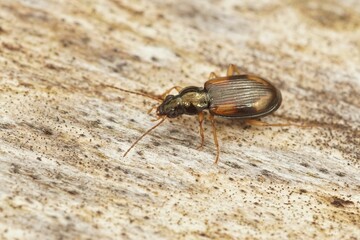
[208,72,219,79]
[150,115,162,122]
[227,64,245,76]
[196,112,205,150]
[209,114,220,164]
[244,119,307,127]
[160,86,182,99]
[147,105,158,115]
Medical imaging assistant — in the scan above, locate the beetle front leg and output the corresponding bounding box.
[244,119,308,128]
[147,86,183,115]
[227,64,245,76]
[147,105,158,115]
[160,86,182,99]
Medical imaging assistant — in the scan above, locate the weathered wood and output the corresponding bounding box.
[0,0,359,239]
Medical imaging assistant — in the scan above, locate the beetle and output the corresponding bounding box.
[104,64,298,163]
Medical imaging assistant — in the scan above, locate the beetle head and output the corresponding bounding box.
[157,95,184,118]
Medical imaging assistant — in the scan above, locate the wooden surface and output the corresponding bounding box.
[0,0,359,239]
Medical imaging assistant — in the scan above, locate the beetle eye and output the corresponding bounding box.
[164,95,174,102]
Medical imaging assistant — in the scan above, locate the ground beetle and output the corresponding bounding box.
[104,64,299,163]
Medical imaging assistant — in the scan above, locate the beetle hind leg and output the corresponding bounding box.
[209,114,220,164]
[245,119,308,128]
[227,64,246,76]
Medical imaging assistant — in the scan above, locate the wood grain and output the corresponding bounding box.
[0,0,359,239]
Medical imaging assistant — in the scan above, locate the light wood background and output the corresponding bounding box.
[0,0,359,239]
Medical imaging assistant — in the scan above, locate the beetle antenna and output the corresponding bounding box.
[123,117,167,157]
[101,84,163,102]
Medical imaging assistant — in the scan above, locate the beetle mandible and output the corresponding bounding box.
[105,64,297,163]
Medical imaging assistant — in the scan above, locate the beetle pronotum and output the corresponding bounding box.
[104,64,304,163]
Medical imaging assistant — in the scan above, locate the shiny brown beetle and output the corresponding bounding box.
[104,64,297,164]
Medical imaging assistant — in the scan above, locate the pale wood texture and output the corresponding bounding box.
[0,0,359,239]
